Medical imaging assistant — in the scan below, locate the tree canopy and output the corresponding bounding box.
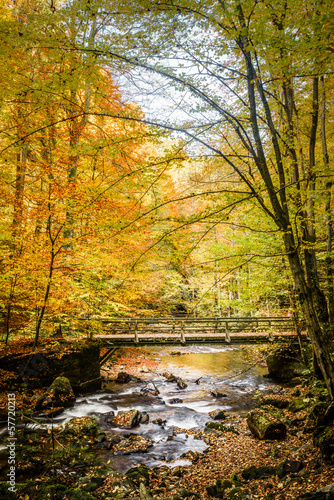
[1,0,334,393]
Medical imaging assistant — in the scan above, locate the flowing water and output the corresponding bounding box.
[49,345,272,472]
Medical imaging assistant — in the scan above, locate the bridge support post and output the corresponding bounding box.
[180,323,186,344]
[134,320,139,344]
[225,322,231,343]
[225,321,231,343]
[86,321,93,340]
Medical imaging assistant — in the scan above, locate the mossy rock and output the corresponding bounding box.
[275,459,303,478]
[66,488,96,499]
[206,478,231,498]
[288,397,312,413]
[176,487,200,498]
[266,347,304,381]
[228,487,249,500]
[125,465,152,486]
[314,426,334,463]
[241,465,275,480]
[205,421,239,434]
[111,409,142,428]
[62,416,99,438]
[0,482,16,499]
[36,484,68,499]
[247,409,286,440]
[230,473,242,486]
[303,402,328,433]
[297,482,334,499]
[81,476,105,492]
[261,405,284,420]
[13,482,69,500]
[36,376,75,410]
[209,409,226,420]
[259,396,290,409]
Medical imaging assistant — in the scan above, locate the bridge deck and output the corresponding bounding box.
[95,331,307,346]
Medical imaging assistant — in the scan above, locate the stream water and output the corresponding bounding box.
[50,345,272,472]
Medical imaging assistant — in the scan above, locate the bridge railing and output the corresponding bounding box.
[79,315,304,342]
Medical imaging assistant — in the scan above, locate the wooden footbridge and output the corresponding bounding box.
[81,316,307,348]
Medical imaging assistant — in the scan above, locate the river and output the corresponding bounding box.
[50,344,272,472]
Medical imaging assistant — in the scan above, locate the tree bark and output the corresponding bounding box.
[320,76,334,325]
[284,231,334,398]
[238,24,334,396]
[12,143,28,238]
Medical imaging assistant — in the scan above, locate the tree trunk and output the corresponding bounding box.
[12,143,28,238]
[303,78,320,293]
[320,76,334,325]
[34,216,56,348]
[284,231,334,398]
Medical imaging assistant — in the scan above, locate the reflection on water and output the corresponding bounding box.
[158,344,267,377]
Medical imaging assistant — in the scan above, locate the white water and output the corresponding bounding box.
[45,345,271,471]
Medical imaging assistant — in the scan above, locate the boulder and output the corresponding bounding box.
[314,426,334,463]
[177,487,200,498]
[241,465,276,480]
[100,410,115,426]
[35,376,75,410]
[140,412,150,424]
[116,371,131,383]
[177,378,188,389]
[63,416,99,438]
[211,390,227,398]
[139,483,153,500]
[303,402,328,433]
[297,482,334,499]
[112,409,142,428]
[163,372,177,382]
[206,478,233,498]
[266,346,304,381]
[209,409,226,420]
[205,421,239,434]
[169,398,184,404]
[247,408,286,440]
[125,465,152,486]
[113,435,153,455]
[288,397,312,413]
[259,396,290,409]
[152,418,166,426]
[275,459,304,478]
[81,476,105,492]
[106,433,122,449]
